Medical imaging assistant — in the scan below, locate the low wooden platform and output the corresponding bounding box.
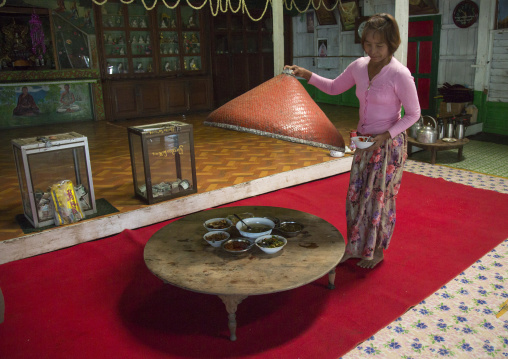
[0,104,359,264]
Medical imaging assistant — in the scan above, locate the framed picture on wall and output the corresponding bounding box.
[315,0,337,26]
[317,38,328,57]
[496,0,508,29]
[337,0,359,31]
[409,0,439,16]
[307,11,315,32]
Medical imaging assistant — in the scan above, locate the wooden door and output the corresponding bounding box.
[408,15,441,116]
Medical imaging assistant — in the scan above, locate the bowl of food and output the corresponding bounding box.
[351,136,374,149]
[204,218,233,232]
[203,231,230,248]
[277,221,304,237]
[235,217,275,239]
[222,238,254,253]
[255,234,287,254]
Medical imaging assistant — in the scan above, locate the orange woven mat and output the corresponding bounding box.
[205,73,345,150]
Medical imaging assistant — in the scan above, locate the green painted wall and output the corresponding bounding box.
[298,79,359,107]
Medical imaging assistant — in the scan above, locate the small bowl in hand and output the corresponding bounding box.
[351,136,374,149]
[203,231,230,248]
[255,234,287,254]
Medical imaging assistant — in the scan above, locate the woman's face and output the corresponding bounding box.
[363,30,391,65]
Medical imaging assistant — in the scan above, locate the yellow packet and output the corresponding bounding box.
[50,180,85,226]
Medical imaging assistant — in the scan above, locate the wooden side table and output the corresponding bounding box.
[407,137,470,165]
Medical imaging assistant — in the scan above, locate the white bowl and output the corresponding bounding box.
[203,217,233,232]
[255,234,287,254]
[235,217,275,239]
[351,136,374,149]
[203,231,230,247]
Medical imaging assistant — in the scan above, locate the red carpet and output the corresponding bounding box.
[0,172,507,359]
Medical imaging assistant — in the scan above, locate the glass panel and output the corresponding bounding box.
[215,33,228,54]
[160,31,179,55]
[146,130,194,198]
[27,146,92,221]
[181,6,199,29]
[158,8,177,29]
[232,33,243,53]
[161,57,180,72]
[130,31,152,55]
[183,31,200,55]
[52,13,91,69]
[128,4,149,29]
[261,35,272,53]
[105,58,128,74]
[231,15,243,30]
[128,133,146,199]
[214,13,228,30]
[133,58,154,73]
[101,2,124,28]
[103,31,127,56]
[184,56,201,71]
[246,19,258,31]
[13,147,31,219]
[246,33,257,53]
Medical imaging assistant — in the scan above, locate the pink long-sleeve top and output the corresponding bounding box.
[308,56,421,139]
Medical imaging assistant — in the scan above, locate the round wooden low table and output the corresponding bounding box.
[144,205,345,341]
[407,137,470,165]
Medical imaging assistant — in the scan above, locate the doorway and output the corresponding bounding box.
[408,15,441,116]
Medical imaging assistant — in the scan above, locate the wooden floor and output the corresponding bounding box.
[0,104,358,263]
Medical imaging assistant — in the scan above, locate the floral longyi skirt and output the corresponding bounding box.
[345,132,407,260]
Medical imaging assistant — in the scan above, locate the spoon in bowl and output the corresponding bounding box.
[234,214,253,230]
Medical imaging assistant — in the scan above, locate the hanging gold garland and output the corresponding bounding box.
[0,0,341,22]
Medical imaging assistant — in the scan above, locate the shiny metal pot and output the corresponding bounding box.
[409,117,423,138]
[416,116,438,144]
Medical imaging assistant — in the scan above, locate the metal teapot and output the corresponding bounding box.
[416,116,438,144]
[409,117,423,138]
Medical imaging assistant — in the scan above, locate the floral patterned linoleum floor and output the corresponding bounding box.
[341,160,508,359]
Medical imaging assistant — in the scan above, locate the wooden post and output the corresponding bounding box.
[473,0,496,92]
[394,0,409,66]
[272,0,284,76]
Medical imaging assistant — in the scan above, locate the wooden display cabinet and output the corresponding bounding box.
[210,9,292,106]
[94,1,212,120]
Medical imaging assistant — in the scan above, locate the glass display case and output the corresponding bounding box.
[157,5,202,73]
[96,1,205,77]
[99,1,154,76]
[0,6,91,71]
[128,121,197,204]
[12,132,97,228]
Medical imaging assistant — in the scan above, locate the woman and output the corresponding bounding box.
[285,13,420,269]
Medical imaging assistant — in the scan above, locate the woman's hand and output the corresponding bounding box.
[284,65,312,81]
[366,131,391,151]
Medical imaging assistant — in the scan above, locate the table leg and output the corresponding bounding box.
[407,143,413,157]
[431,148,437,165]
[458,146,463,161]
[328,267,336,290]
[218,294,248,341]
